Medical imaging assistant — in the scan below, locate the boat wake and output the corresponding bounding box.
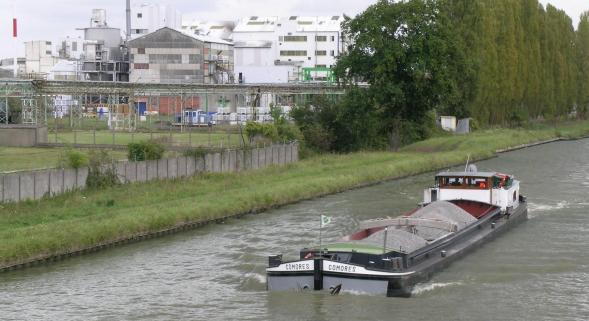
[528,201,569,217]
[411,282,462,296]
[240,272,266,288]
[339,289,378,297]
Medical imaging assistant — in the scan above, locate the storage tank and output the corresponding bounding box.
[91,9,107,27]
[83,27,122,49]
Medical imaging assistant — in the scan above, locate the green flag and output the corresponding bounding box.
[321,215,332,227]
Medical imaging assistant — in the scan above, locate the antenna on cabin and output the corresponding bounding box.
[464,154,471,172]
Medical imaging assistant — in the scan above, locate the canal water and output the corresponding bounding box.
[0,139,588,321]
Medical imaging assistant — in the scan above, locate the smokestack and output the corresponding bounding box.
[12,18,17,37]
[126,0,131,41]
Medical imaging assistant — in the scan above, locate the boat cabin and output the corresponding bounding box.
[423,171,520,212]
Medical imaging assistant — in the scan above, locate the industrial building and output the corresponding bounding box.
[0,58,25,78]
[130,3,182,40]
[24,41,60,77]
[233,15,345,83]
[181,20,234,42]
[128,27,233,84]
[57,36,84,60]
[77,9,129,82]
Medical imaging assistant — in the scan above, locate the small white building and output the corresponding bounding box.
[233,15,345,83]
[48,60,80,81]
[440,116,457,132]
[130,3,182,39]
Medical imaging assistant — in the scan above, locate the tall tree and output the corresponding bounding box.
[577,12,589,118]
[335,0,468,148]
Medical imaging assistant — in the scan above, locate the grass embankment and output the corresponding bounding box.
[0,148,129,173]
[49,130,243,147]
[1,121,589,267]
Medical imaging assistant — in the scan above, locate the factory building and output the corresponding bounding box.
[128,27,233,84]
[0,58,25,78]
[24,41,60,77]
[57,36,84,60]
[130,3,181,40]
[233,15,345,83]
[181,20,234,42]
[78,9,129,82]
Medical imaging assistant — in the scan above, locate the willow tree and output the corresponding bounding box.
[335,0,468,148]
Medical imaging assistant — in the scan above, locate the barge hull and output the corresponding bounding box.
[266,202,527,297]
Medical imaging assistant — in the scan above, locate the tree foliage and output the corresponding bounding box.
[293,0,589,152]
[443,0,585,124]
[334,0,468,148]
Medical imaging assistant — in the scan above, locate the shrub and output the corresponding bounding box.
[244,122,279,143]
[182,146,220,158]
[58,149,89,169]
[276,122,303,143]
[128,140,165,161]
[86,150,119,189]
[301,123,334,152]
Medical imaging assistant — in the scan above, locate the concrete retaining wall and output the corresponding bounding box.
[0,143,299,203]
[0,125,48,147]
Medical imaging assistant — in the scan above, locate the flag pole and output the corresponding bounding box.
[319,215,322,257]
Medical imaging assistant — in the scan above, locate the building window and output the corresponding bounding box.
[137,13,142,18]
[149,54,182,64]
[138,48,145,54]
[280,50,307,56]
[46,41,52,45]
[316,36,327,42]
[330,50,335,56]
[331,36,335,41]
[134,63,149,69]
[283,36,307,42]
[315,50,327,56]
[316,64,326,68]
[72,42,77,51]
[188,54,200,64]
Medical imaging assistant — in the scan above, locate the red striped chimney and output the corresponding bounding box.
[13,18,17,37]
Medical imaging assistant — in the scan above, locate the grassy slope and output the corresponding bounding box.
[50,131,243,147]
[1,121,589,266]
[0,148,129,173]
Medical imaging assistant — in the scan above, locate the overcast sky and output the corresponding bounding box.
[0,0,587,59]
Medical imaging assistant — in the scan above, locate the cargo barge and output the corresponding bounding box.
[266,167,528,297]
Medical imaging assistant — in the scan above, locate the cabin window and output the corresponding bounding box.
[447,177,463,186]
[468,177,488,189]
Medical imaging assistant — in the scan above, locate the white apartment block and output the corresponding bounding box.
[233,15,345,83]
[24,41,60,75]
[130,3,182,39]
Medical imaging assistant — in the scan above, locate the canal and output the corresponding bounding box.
[0,139,587,320]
